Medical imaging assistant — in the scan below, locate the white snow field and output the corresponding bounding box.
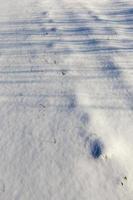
[0,0,133,199]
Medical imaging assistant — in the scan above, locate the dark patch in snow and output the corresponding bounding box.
[19,93,23,96]
[102,61,120,78]
[48,19,53,23]
[85,135,103,159]
[124,176,127,180]
[86,39,100,46]
[80,113,89,125]
[90,139,103,159]
[64,27,92,35]
[68,96,77,111]
[120,176,128,186]
[121,182,124,186]
[92,15,101,22]
[41,11,48,16]
[51,27,57,32]
[39,104,45,109]
[53,138,56,144]
[61,70,67,75]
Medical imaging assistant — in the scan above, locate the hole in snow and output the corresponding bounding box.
[67,96,77,111]
[90,139,103,159]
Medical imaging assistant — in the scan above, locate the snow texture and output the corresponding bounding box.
[0,0,133,199]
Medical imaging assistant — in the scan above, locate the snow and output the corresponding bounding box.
[0,0,133,199]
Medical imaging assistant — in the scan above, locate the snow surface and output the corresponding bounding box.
[0,0,133,199]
